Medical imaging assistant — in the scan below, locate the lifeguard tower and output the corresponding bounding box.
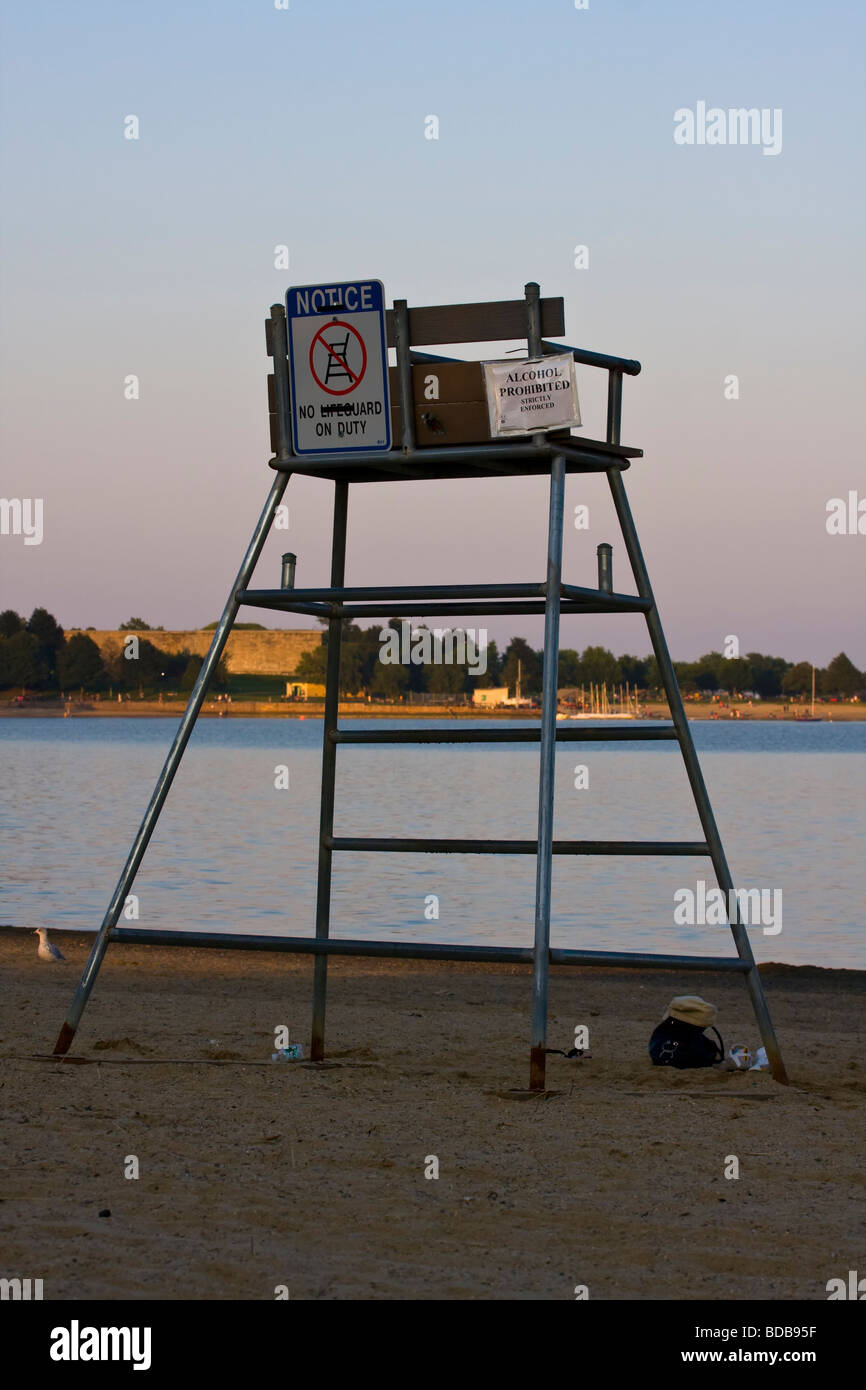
[53,281,788,1089]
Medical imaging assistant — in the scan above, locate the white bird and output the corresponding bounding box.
[33,928,66,962]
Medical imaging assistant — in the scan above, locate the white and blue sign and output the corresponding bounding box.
[286,279,391,455]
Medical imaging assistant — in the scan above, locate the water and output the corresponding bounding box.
[1,718,864,968]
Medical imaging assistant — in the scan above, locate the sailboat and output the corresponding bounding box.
[794,666,822,722]
[568,681,637,719]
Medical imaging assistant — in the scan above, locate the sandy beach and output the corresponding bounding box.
[2,699,864,720]
[2,930,864,1301]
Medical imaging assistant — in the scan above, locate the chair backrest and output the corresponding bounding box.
[384,295,564,348]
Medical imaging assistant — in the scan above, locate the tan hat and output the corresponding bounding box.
[664,995,717,1027]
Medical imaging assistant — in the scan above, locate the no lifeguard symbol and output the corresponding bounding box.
[310,320,367,395]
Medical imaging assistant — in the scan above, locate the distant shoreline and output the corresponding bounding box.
[1,699,864,721]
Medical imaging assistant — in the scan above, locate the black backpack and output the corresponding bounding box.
[649,1016,724,1069]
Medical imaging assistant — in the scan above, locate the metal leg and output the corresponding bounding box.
[51,470,291,1056]
[606,466,789,1084]
[310,481,349,1061]
[530,454,566,1090]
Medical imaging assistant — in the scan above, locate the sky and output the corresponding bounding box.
[1,0,864,665]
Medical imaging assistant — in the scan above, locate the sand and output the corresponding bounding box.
[2,930,865,1301]
[2,699,864,719]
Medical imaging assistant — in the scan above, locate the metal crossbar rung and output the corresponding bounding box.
[109,928,535,962]
[238,597,649,618]
[560,583,650,609]
[331,727,678,744]
[326,837,710,856]
[108,928,750,973]
[238,581,647,604]
[549,948,749,971]
[247,582,545,601]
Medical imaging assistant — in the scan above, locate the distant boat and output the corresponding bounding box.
[568,711,635,719]
[794,666,822,721]
[794,665,822,721]
[567,681,636,719]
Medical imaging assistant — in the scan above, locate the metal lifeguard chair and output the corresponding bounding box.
[53,281,788,1088]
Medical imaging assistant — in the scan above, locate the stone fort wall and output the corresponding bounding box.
[67,629,322,677]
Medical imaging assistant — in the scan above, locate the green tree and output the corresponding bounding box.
[644,656,663,694]
[294,644,327,683]
[425,657,468,695]
[580,645,621,686]
[109,636,188,690]
[344,635,379,694]
[27,608,65,689]
[178,653,229,691]
[746,652,789,698]
[294,621,393,696]
[823,652,862,697]
[0,609,24,638]
[558,649,582,687]
[100,636,140,690]
[619,654,649,688]
[0,630,39,688]
[692,654,721,692]
[135,638,169,686]
[501,637,542,697]
[58,633,107,690]
[715,656,751,694]
[368,658,408,699]
[781,662,812,696]
[119,617,153,630]
[478,638,502,686]
[674,661,699,694]
[401,624,429,694]
[181,655,203,691]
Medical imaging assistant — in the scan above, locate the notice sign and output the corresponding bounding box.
[286,279,391,455]
[483,354,580,436]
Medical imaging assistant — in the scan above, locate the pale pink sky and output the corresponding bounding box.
[1,0,863,666]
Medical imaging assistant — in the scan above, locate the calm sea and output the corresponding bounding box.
[1,718,864,969]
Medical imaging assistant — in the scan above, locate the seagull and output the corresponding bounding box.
[33,928,66,962]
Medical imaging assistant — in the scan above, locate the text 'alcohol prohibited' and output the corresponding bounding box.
[286,280,391,455]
